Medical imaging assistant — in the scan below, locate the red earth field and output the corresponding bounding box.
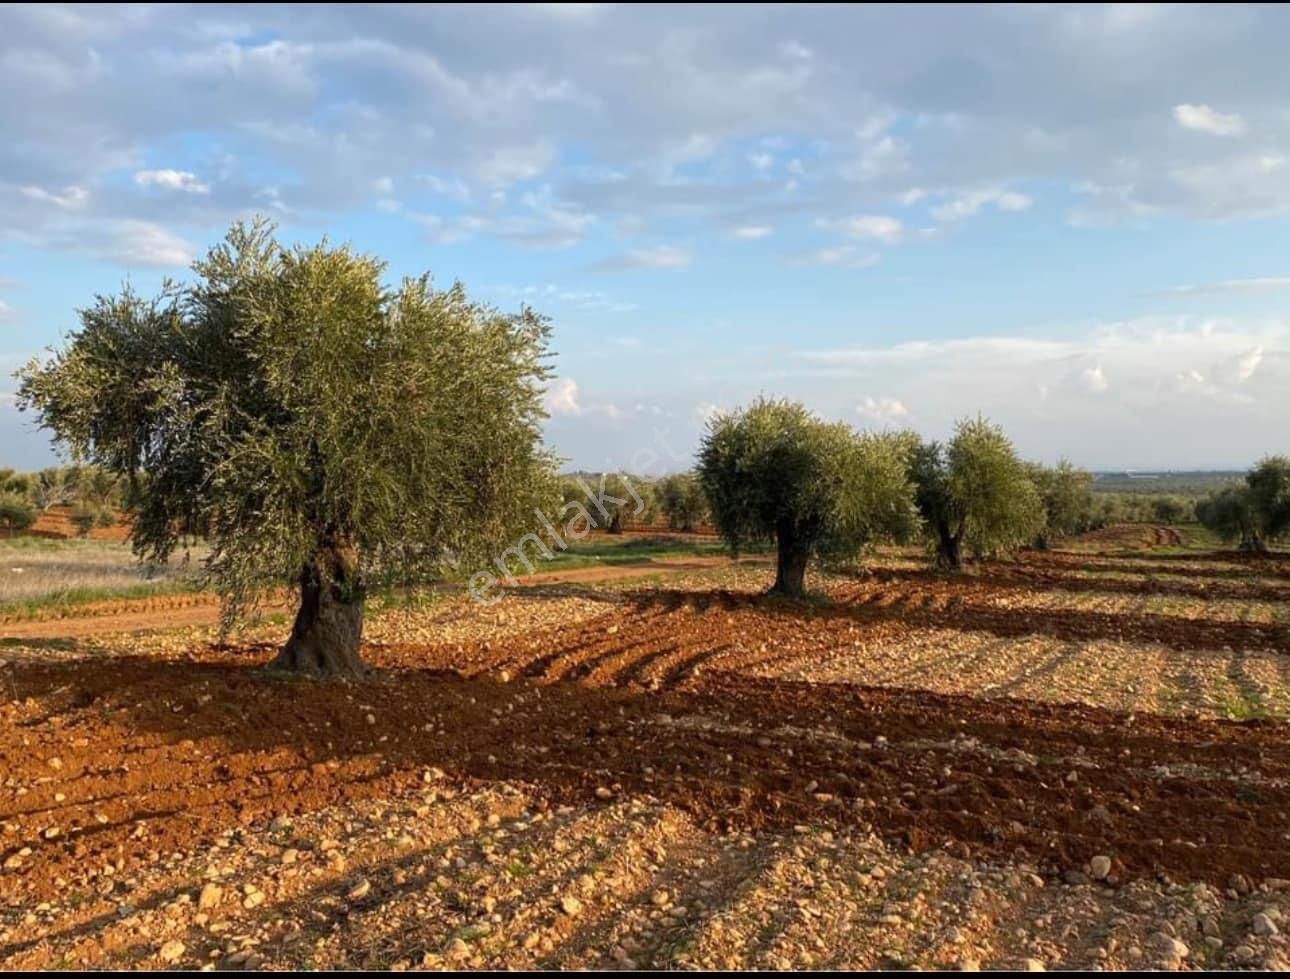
[2,525,1289,970]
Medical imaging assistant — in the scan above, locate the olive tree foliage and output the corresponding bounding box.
[1196,487,1259,550]
[1150,496,1190,525]
[657,471,710,532]
[0,469,34,499]
[698,399,917,598]
[1025,459,1094,548]
[17,219,557,676]
[0,493,36,535]
[600,474,656,532]
[1246,455,1290,545]
[558,474,654,532]
[32,467,76,510]
[907,417,1043,571]
[1198,456,1290,553]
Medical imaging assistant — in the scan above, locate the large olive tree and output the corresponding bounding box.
[908,417,1042,571]
[18,220,557,676]
[698,398,916,597]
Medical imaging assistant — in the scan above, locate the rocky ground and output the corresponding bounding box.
[2,528,1289,970]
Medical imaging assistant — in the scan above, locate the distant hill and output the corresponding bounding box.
[1090,471,1242,495]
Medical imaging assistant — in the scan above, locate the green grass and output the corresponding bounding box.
[0,580,199,620]
[0,533,750,618]
[0,536,206,616]
[495,534,744,577]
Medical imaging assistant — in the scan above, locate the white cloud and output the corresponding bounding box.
[856,396,909,424]
[0,299,12,321]
[545,377,581,416]
[1173,103,1245,136]
[774,316,1290,466]
[841,134,909,182]
[793,245,880,268]
[747,151,774,170]
[695,401,722,424]
[495,283,636,312]
[800,335,1068,366]
[779,40,813,62]
[795,318,1288,411]
[2,3,1290,261]
[1235,346,1263,381]
[996,191,1033,212]
[417,173,472,202]
[105,221,195,266]
[415,189,595,249]
[542,377,634,424]
[134,169,210,194]
[1171,276,1290,296]
[732,224,772,240]
[598,245,691,270]
[20,185,89,210]
[931,188,1033,222]
[1080,364,1109,393]
[476,141,557,186]
[817,214,903,242]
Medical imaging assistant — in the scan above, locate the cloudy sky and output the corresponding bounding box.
[2,3,1289,472]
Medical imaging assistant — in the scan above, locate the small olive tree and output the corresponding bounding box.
[18,219,557,676]
[1196,486,1261,551]
[559,473,653,533]
[908,417,1043,571]
[1026,459,1093,548]
[1246,456,1290,545]
[657,471,710,532]
[1151,495,1190,525]
[0,493,36,536]
[1198,456,1290,553]
[32,468,74,510]
[698,398,916,598]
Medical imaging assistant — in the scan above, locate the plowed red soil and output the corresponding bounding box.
[5,529,1290,971]
[3,638,1288,906]
[26,505,131,542]
[1062,524,1185,551]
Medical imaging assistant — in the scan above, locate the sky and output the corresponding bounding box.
[2,3,1289,474]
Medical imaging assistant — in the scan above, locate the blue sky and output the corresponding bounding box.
[2,3,1289,472]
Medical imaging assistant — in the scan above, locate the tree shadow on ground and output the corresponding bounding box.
[851,565,1290,604]
[617,585,1290,654]
[4,645,1290,906]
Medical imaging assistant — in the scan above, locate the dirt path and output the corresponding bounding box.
[0,555,742,640]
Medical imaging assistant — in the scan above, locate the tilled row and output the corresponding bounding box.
[3,639,1290,903]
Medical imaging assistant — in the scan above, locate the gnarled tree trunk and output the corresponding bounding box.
[771,522,809,598]
[1240,533,1268,555]
[934,520,964,572]
[268,541,366,677]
